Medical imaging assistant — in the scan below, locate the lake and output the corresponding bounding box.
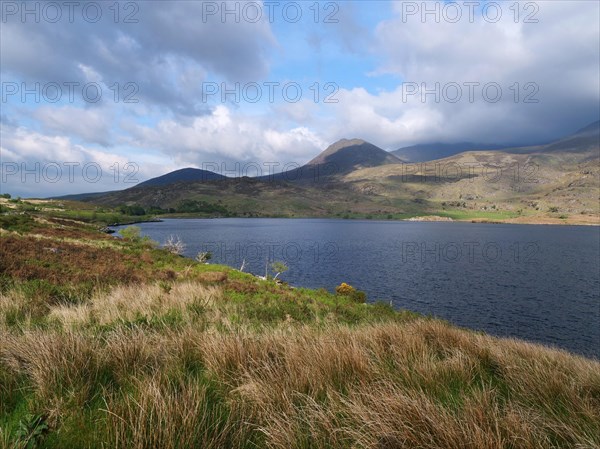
[113,218,600,358]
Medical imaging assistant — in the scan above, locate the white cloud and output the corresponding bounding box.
[124,105,326,166]
[33,106,113,146]
[0,124,172,197]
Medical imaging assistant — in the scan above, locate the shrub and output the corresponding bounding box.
[270,261,288,280]
[336,282,355,296]
[352,290,367,303]
[195,252,212,264]
[335,282,367,303]
[164,235,186,255]
[0,214,34,232]
[140,236,158,248]
[120,226,141,241]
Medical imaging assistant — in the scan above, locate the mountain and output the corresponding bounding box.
[53,190,121,201]
[343,121,600,221]
[136,168,226,187]
[574,120,600,135]
[308,138,402,170]
[391,142,509,163]
[50,168,225,201]
[540,120,600,155]
[492,120,600,157]
[262,138,403,182]
[67,121,600,224]
[390,123,599,162]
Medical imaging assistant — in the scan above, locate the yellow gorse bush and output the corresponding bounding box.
[335,282,356,296]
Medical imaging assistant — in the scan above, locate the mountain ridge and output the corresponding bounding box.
[391,142,509,163]
[136,167,226,187]
[77,120,599,225]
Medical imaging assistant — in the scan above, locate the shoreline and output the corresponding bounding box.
[5,198,597,227]
[112,214,600,227]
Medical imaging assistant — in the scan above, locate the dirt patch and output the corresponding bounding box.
[405,216,454,222]
[197,271,228,284]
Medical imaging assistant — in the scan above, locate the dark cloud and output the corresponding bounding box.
[1,1,276,116]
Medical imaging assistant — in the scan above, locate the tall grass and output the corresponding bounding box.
[49,281,221,327]
[1,282,599,448]
[104,373,241,449]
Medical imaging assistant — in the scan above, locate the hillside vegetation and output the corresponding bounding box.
[1,202,599,448]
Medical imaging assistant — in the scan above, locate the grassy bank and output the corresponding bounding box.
[1,202,599,448]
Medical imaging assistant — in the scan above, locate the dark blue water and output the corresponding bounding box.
[113,219,600,358]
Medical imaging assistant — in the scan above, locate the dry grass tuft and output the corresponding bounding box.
[104,373,241,449]
[49,281,221,326]
[197,271,228,283]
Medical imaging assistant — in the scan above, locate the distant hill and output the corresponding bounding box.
[496,120,600,157]
[136,168,226,187]
[390,123,599,162]
[51,168,225,201]
[391,142,509,163]
[53,190,122,202]
[344,120,600,218]
[574,120,600,135]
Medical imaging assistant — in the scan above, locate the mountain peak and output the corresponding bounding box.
[307,138,401,173]
[329,138,368,148]
[136,167,225,188]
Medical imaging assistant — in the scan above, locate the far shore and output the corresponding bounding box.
[109,213,600,227]
[2,198,597,227]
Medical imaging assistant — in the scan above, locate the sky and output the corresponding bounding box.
[1,0,599,197]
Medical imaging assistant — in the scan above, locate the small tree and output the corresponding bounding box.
[271,261,288,280]
[195,251,212,263]
[164,235,186,255]
[120,225,141,241]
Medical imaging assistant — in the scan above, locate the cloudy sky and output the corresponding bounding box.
[1,0,599,196]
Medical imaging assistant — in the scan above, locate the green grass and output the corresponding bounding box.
[435,209,522,220]
[0,214,36,233]
[41,208,158,226]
